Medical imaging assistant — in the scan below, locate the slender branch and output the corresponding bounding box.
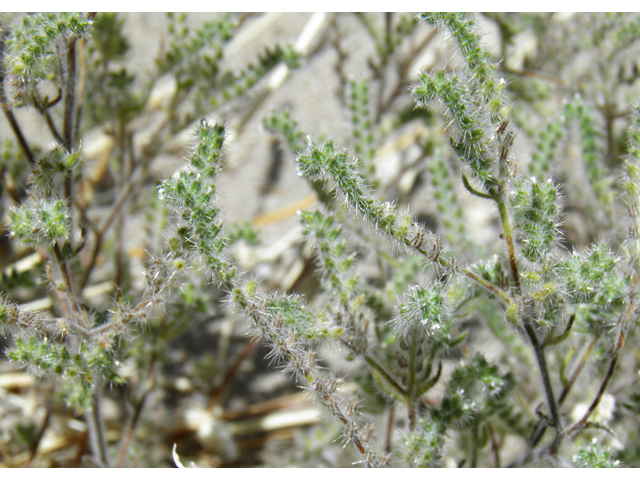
[45,87,62,108]
[1,104,35,165]
[419,361,442,395]
[208,337,258,410]
[385,403,395,453]
[62,38,77,152]
[558,338,596,405]
[51,243,80,313]
[86,379,109,467]
[80,163,144,289]
[80,234,102,291]
[73,37,87,147]
[495,186,561,439]
[407,332,418,431]
[25,402,52,467]
[0,33,35,165]
[514,302,633,465]
[61,37,78,244]
[486,421,501,468]
[364,353,408,398]
[528,336,598,453]
[562,328,626,441]
[95,140,144,233]
[73,430,89,466]
[544,314,576,347]
[500,66,567,87]
[114,124,129,289]
[116,361,157,468]
[372,29,438,124]
[32,92,64,144]
[495,196,521,293]
[462,173,494,200]
[398,223,513,305]
[43,257,72,317]
[384,12,393,59]
[526,322,561,432]
[458,266,513,305]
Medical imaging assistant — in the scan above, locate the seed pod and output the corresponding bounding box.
[408,222,442,262]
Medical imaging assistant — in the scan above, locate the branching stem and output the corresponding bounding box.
[495,188,561,442]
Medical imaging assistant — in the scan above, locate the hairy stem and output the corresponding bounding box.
[496,190,561,439]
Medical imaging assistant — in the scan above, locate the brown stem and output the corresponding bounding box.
[487,421,501,468]
[558,338,597,405]
[32,92,63,144]
[500,66,567,87]
[45,87,62,108]
[80,164,144,289]
[496,193,561,443]
[208,337,258,410]
[61,38,78,240]
[407,402,416,432]
[62,38,77,151]
[1,106,35,164]
[525,321,561,431]
[73,430,89,466]
[43,105,64,144]
[605,100,616,168]
[52,243,80,313]
[330,15,350,107]
[129,447,149,468]
[377,30,439,118]
[519,291,636,465]
[385,403,395,453]
[80,234,102,291]
[560,286,634,444]
[529,337,598,450]
[563,328,625,442]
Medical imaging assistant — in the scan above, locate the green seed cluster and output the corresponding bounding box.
[511,178,561,262]
[10,199,69,247]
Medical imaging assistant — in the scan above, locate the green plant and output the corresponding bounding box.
[1,12,640,468]
[0,12,300,467]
